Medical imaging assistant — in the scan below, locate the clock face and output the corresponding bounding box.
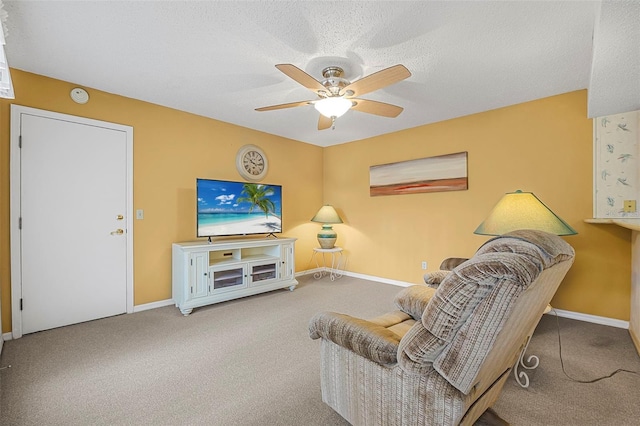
[236,145,268,181]
[243,150,265,176]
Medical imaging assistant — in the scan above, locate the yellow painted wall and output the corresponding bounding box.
[323,91,631,320]
[0,72,632,334]
[0,69,323,333]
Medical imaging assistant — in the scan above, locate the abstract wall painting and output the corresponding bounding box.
[370,151,468,196]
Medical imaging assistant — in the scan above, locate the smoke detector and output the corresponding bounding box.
[70,87,89,104]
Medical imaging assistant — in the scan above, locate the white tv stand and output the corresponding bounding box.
[172,237,297,316]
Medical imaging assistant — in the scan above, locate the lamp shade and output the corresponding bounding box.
[474,190,577,236]
[311,205,343,249]
[314,97,352,118]
[311,205,343,224]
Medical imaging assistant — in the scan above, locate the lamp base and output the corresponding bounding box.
[317,224,337,249]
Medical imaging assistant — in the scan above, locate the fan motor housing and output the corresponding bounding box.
[320,66,350,96]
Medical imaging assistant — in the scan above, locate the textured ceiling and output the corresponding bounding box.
[3,1,639,147]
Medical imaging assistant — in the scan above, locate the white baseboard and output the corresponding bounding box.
[548,308,629,329]
[296,267,323,277]
[6,270,626,341]
[298,267,415,287]
[339,269,415,287]
[133,299,175,313]
[303,267,631,329]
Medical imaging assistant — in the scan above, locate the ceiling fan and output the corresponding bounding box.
[255,63,411,130]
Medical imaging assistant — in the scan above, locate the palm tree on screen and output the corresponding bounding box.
[237,184,276,218]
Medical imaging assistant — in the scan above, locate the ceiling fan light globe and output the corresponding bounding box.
[314,97,352,118]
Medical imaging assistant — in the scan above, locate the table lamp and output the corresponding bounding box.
[311,205,343,249]
[474,190,577,236]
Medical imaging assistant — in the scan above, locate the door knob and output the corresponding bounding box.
[110,229,124,235]
[116,215,124,220]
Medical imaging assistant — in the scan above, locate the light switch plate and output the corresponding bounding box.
[136,209,144,219]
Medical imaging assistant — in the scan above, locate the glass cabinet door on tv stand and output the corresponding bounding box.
[210,264,247,293]
[172,237,297,316]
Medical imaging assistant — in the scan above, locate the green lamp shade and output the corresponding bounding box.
[474,190,577,236]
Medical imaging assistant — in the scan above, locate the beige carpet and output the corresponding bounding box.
[1,274,639,425]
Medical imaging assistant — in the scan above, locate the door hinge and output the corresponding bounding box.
[190,287,193,294]
[18,135,22,149]
[18,217,22,229]
[20,298,23,311]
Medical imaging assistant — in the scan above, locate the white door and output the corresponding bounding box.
[11,107,133,335]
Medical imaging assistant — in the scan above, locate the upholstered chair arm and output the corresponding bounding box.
[394,285,437,320]
[309,312,402,365]
[439,257,469,270]
[424,258,470,288]
[423,270,450,288]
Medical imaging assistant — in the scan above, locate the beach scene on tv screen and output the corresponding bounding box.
[197,180,282,236]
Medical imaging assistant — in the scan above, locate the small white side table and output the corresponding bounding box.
[311,247,345,281]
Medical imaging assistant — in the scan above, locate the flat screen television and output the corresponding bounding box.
[196,178,282,238]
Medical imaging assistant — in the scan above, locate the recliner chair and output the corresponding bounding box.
[309,230,575,425]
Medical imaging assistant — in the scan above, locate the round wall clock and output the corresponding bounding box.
[236,144,268,181]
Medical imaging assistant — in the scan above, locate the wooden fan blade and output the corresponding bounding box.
[318,114,332,130]
[276,64,326,93]
[351,99,404,118]
[340,64,411,97]
[255,100,312,112]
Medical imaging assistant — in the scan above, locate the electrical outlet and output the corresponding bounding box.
[421,261,427,270]
[624,200,636,213]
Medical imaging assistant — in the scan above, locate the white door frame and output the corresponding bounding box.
[9,105,134,339]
